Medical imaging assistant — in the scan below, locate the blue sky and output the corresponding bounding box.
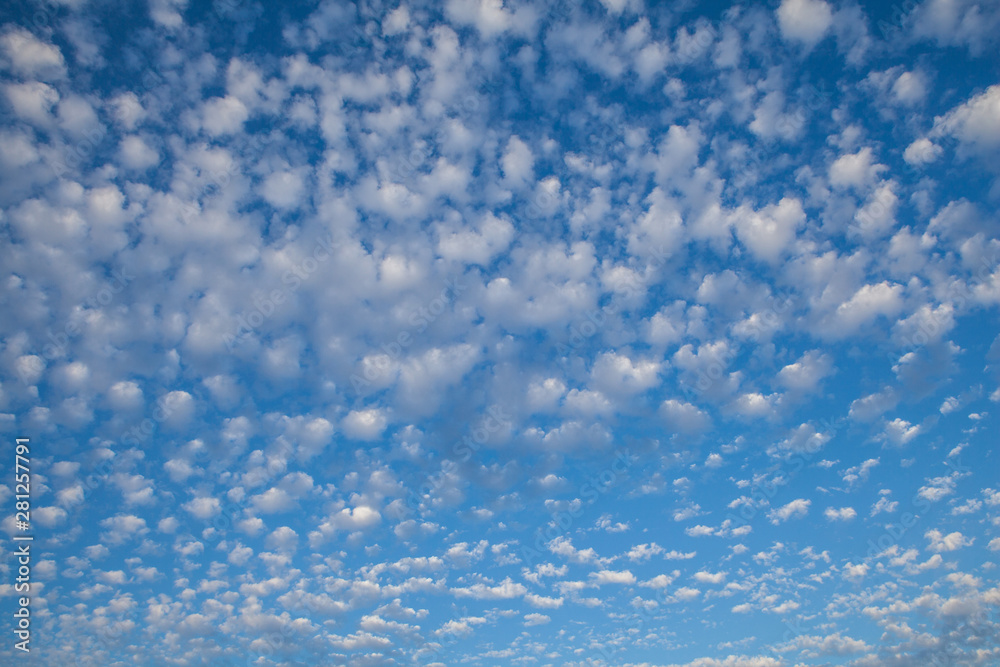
[1,0,999,665]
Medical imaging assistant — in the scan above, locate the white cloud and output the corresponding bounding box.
[829,148,887,191]
[2,5,998,663]
[833,281,904,333]
[182,496,220,520]
[523,613,549,626]
[660,399,710,432]
[382,6,410,35]
[119,136,160,171]
[912,0,1000,55]
[251,488,296,514]
[932,84,1000,153]
[673,586,701,601]
[626,543,664,561]
[452,577,527,599]
[98,514,149,545]
[590,569,636,585]
[733,197,806,264]
[33,506,68,527]
[925,529,973,552]
[843,562,868,582]
[1,27,66,79]
[261,169,307,209]
[881,418,921,446]
[693,571,726,584]
[777,0,833,47]
[150,0,189,29]
[437,212,514,266]
[768,499,811,524]
[853,182,899,239]
[904,138,942,166]
[777,350,833,391]
[445,0,516,37]
[591,351,661,396]
[500,135,534,188]
[524,594,563,608]
[342,408,388,441]
[824,507,857,521]
[201,96,249,136]
[892,71,928,105]
[319,506,381,534]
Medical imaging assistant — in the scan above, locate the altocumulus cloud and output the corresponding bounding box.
[1,0,1000,665]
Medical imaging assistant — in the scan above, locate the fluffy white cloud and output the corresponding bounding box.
[1,27,66,79]
[777,350,833,391]
[342,409,388,440]
[733,197,805,264]
[932,84,1000,153]
[660,399,710,433]
[590,569,636,585]
[904,138,942,166]
[925,529,973,552]
[2,3,998,664]
[768,499,811,524]
[777,0,833,47]
[824,507,857,521]
[452,577,527,599]
[829,148,887,191]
